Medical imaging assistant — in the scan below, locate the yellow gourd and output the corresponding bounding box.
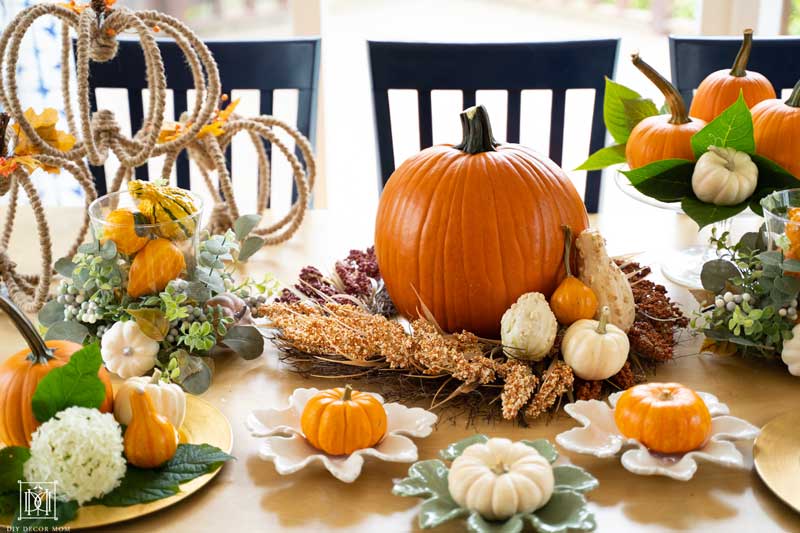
[123,386,179,468]
[127,238,186,298]
[550,226,598,325]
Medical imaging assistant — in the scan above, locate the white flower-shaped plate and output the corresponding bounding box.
[246,388,437,482]
[555,391,760,481]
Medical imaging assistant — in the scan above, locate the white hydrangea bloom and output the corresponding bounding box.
[24,407,127,505]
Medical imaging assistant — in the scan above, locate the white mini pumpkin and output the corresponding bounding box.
[101,321,159,378]
[562,306,629,380]
[500,292,557,361]
[448,438,554,520]
[691,146,758,206]
[781,323,800,376]
[114,368,187,429]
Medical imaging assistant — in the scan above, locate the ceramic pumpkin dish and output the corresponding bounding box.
[375,105,589,337]
[0,295,113,446]
[300,385,387,455]
[689,29,776,122]
[614,382,712,454]
[751,80,800,178]
[626,53,706,169]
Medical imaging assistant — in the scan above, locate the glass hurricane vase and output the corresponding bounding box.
[761,189,800,254]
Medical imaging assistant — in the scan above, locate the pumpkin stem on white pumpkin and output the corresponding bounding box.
[631,52,691,126]
[729,29,753,77]
[786,80,800,108]
[150,368,162,384]
[342,384,353,402]
[0,294,54,364]
[454,105,499,154]
[707,146,735,171]
[596,306,610,335]
[561,225,574,278]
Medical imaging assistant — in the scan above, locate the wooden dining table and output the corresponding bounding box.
[1,204,799,533]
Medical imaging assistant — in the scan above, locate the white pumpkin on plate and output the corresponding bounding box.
[691,146,758,206]
[447,437,554,520]
[114,368,187,429]
[781,323,800,376]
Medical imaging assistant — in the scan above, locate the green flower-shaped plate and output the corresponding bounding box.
[392,435,598,533]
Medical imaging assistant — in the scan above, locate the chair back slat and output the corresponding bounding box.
[82,38,320,203]
[669,35,800,108]
[368,40,620,213]
[417,90,433,149]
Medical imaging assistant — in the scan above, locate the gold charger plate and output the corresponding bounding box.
[1,394,233,530]
[754,410,800,513]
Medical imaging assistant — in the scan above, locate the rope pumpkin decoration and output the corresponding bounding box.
[0,0,316,312]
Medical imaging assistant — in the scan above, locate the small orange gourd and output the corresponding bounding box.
[0,295,113,447]
[690,29,776,122]
[751,80,800,178]
[625,53,706,169]
[127,238,186,298]
[101,208,151,256]
[123,386,179,468]
[550,226,598,325]
[301,385,387,455]
[614,382,712,454]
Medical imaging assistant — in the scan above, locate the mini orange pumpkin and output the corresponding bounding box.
[127,238,186,298]
[614,382,712,454]
[751,80,800,178]
[625,53,706,169]
[101,208,151,256]
[0,295,113,447]
[301,385,387,455]
[690,29,776,122]
[124,387,179,468]
[550,226,598,325]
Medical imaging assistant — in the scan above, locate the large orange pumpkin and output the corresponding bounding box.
[0,295,114,447]
[626,53,706,169]
[689,29,776,122]
[375,105,589,337]
[751,80,800,178]
[614,382,712,454]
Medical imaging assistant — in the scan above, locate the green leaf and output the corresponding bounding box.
[196,269,226,295]
[100,239,118,260]
[681,196,748,229]
[691,93,755,158]
[127,308,170,342]
[603,78,649,144]
[175,356,213,395]
[467,512,524,533]
[38,300,65,327]
[700,259,741,293]
[757,251,783,266]
[773,276,800,295]
[220,325,264,360]
[621,158,693,186]
[392,460,467,529]
[78,241,99,254]
[184,281,211,303]
[521,439,558,464]
[203,238,227,256]
[552,465,599,493]
[527,490,596,533]
[233,214,262,240]
[0,492,16,516]
[737,231,766,253]
[44,320,89,344]
[622,97,659,130]
[54,256,76,278]
[31,343,106,423]
[12,500,78,529]
[237,236,265,263]
[94,444,233,507]
[439,434,489,461]
[626,162,695,203]
[783,259,800,273]
[575,144,627,171]
[753,154,799,189]
[0,447,30,493]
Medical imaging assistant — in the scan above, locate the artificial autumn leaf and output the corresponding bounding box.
[157,121,185,144]
[0,155,42,178]
[58,0,116,15]
[11,108,76,173]
[700,338,738,357]
[197,98,240,138]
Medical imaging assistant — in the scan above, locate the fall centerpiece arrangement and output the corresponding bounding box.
[259,106,687,423]
[0,294,233,528]
[579,30,799,229]
[0,0,315,314]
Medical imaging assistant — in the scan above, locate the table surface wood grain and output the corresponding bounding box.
[0,206,798,533]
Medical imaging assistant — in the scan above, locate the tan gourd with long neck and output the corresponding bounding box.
[123,386,178,468]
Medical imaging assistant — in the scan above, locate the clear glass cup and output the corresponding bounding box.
[88,189,205,276]
[761,189,800,255]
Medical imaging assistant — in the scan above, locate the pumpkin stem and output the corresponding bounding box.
[342,384,353,402]
[150,368,162,384]
[786,80,800,108]
[729,29,753,77]
[707,145,735,171]
[596,306,610,335]
[0,294,55,364]
[561,225,574,278]
[631,52,690,125]
[454,105,499,154]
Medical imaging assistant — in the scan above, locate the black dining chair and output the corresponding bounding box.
[367,40,620,213]
[669,35,800,108]
[83,38,321,198]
